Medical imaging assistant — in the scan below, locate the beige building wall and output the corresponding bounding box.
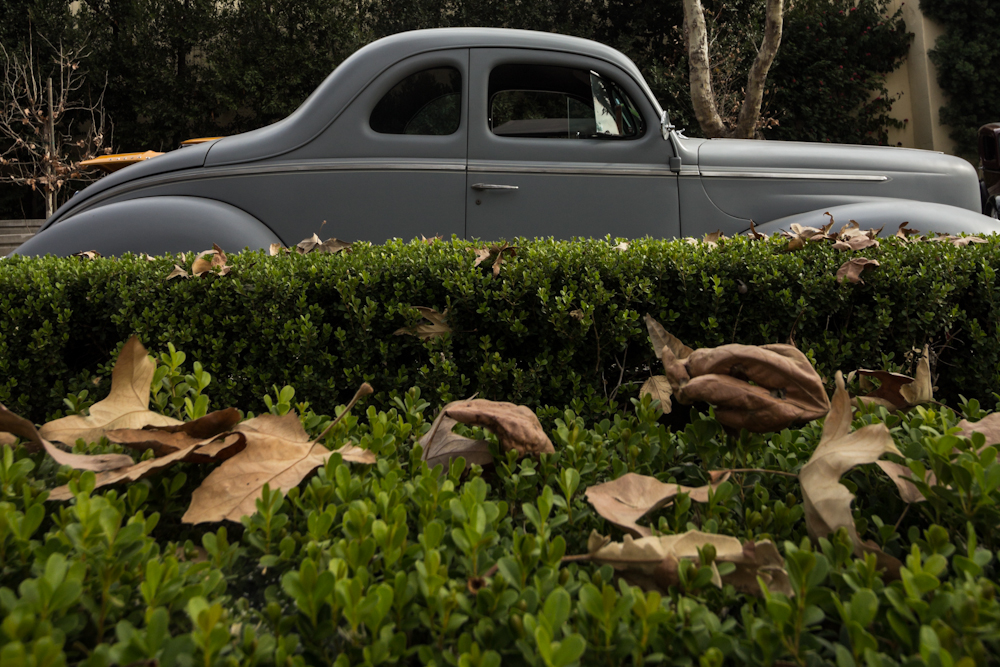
[883,0,957,156]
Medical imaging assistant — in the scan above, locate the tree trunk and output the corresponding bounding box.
[682,0,727,138]
[682,0,784,139]
[734,0,783,139]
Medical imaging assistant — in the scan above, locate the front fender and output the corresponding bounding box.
[751,200,1000,237]
[11,196,281,257]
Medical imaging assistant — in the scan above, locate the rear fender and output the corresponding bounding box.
[751,200,1000,237]
[11,196,281,257]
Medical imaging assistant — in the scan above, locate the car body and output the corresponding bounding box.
[13,28,1000,257]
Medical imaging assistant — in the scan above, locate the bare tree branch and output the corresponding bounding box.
[734,0,783,139]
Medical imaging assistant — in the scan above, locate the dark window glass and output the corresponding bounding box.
[983,134,998,162]
[370,67,462,135]
[488,64,644,139]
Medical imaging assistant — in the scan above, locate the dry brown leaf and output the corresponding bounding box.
[857,346,933,411]
[831,240,852,252]
[613,241,630,251]
[678,344,831,432]
[424,399,554,459]
[955,413,1000,449]
[295,233,324,254]
[876,460,927,504]
[800,371,902,576]
[166,264,189,280]
[569,309,585,321]
[746,220,765,241]
[640,376,673,414]
[39,337,182,445]
[895,221,919,241]
[468,246,492,267]
[0,431,16,447]
[1,402,135,470]
[780,236,806,253]
[73,250,101,260]
[268,243,285,256]
[584,529,786,596]
[152,408,242,439]
[490,243,517,276]
[703,231,726,247]
[394,306,451,340]
[643,314,694,361]
[836,258,880,284]
[106,429,245,463]
[183,410,375,523]
[48,444,200,501]
[419,414,494,472]
[949,236,988,247]
[584,471,731,537]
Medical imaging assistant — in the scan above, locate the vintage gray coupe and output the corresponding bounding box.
[13,28,1000,256]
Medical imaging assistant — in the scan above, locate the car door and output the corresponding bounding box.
[165,49,470,244]
[466,49,679,241]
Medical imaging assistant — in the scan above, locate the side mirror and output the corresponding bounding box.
[660,110,675,140]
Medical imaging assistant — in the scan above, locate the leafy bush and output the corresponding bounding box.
[2,367,1000,665]
[2,236,999,426]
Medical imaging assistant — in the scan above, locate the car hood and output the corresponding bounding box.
[696,138,981,216]
[43,141,216,230]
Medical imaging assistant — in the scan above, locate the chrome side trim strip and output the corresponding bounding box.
[468,160,675,176]
[700,170,888,182]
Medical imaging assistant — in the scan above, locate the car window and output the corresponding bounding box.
[370,67,462,135]
[488,64,643,139]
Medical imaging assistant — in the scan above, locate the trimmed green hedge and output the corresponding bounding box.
[2,236,999,422]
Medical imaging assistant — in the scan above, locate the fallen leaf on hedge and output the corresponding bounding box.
[468,246,492,267]
[836,257,880,284]
[780,236,806,253]
[268,243,285,256]
[928,234,988,247]
[583,529,790,595]
[106,429,245,463]
[490,243,517,276]
[39,337,182,445]
[723,539,793,597]
[569,309,585,321]
[644,314,694,361]
[955,413,1000,449]
[152,408,242,439]
[801,371,902,575]
[678,344,831,432]
[746,220,765,240]
[899,345,933,406]
[183,411,375,523]
[613,241,630,251]
[876,460,927,503]
[192,243,230,276]
[584,471,730,537]
[296,235,351,254]
[857,346,933,411]
[1,402,134,469]
[896,221,919,241]
[48,443,200,501]
[0,431,16,447]
[73,250,101,259]
[419,414,494,471]
[703,231,725,247]
[166,264,189,280]
[640,376,673,414]
[394,307,451,340]
[422,399,554,459]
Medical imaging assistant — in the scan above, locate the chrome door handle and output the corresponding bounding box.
[471,183,519,191]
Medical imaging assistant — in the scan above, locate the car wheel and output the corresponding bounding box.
[989,198,1000,219]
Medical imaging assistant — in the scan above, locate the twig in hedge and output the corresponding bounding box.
[315,382,374,443]
[893,503,910,533]
[608,344,629,402]
[723,468,799,479]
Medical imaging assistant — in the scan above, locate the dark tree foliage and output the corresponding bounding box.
[920,0,1000,158]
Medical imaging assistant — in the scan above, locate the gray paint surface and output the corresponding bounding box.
[14,27,1000,257]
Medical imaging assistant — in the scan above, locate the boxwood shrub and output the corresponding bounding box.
[1,235,998,424]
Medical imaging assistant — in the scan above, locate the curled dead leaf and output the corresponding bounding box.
[420,399,553,471]
[268,243,285,256]
[166,264,189,280]
[955,413,1000,450]
[394,306,451,340]
[703,231,726,247]
[895,221,920,241]
[857,345,933,411]
[39,337,182,445]
[746,220,765,240]
[72,250,101,260]
[800,371,902,577]
[639,376,673,414]
[876,460,927,504]
[643,314,694,361]
[584,471,730,537]
[836,257,880,284]
[192,243,231,276]
[613,241,630,251]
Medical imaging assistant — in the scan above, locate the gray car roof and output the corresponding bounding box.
[205,28,662,166]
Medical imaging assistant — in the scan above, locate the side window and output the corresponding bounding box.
[370,67,462,135]
[488,64,644,139]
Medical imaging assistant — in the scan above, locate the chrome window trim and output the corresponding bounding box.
[700,169,888,182]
